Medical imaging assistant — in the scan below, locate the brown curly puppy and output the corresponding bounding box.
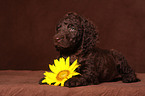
[40,12,140,87]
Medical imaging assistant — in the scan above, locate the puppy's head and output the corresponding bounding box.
[54,12,83,52]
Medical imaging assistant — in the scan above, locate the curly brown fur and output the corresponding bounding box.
[39,12,140,87]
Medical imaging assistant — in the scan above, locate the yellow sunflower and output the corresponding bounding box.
[42,57,80,86]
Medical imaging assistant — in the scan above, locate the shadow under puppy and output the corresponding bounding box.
[40,12,140,87]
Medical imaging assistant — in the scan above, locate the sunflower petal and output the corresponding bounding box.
[42,78,55,85]
[45,76,56,81]
[54,59,60,67]
[44,71,55,77]
[49,64,59,73]
[59,57,66,70]
[54,82,60,86]
[60,79,67,86]
[66,57,70,69]
[67,75,73,79]
[42,79,47,83]
[59,57,65,65]
[69,59,79,71]
[61,83,64,86]
[44,71,57,80]
[70,64,80,73]
[71,72,80,76]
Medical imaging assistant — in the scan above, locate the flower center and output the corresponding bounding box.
[56,70,70,81]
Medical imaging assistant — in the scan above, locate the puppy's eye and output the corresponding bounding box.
[64,22,68,25]
[68,24,75,31]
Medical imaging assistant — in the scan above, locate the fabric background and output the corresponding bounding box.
[0,70,145,96]
[0,0,145,72]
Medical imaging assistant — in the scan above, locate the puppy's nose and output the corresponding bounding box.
[55,36,65,43]
[56,37,60,40]
[55,37,61,42]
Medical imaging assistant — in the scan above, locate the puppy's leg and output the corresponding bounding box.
[111,49,140,83]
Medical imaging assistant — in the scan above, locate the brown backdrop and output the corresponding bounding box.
[0,0,145,72]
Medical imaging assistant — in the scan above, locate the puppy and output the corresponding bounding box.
[40,12,140,87]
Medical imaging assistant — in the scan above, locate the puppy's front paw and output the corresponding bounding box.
[64,77,82,87]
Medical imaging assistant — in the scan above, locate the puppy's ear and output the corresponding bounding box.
[81,17,99,51]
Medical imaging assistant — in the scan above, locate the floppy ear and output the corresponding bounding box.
[81,17,99,52]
